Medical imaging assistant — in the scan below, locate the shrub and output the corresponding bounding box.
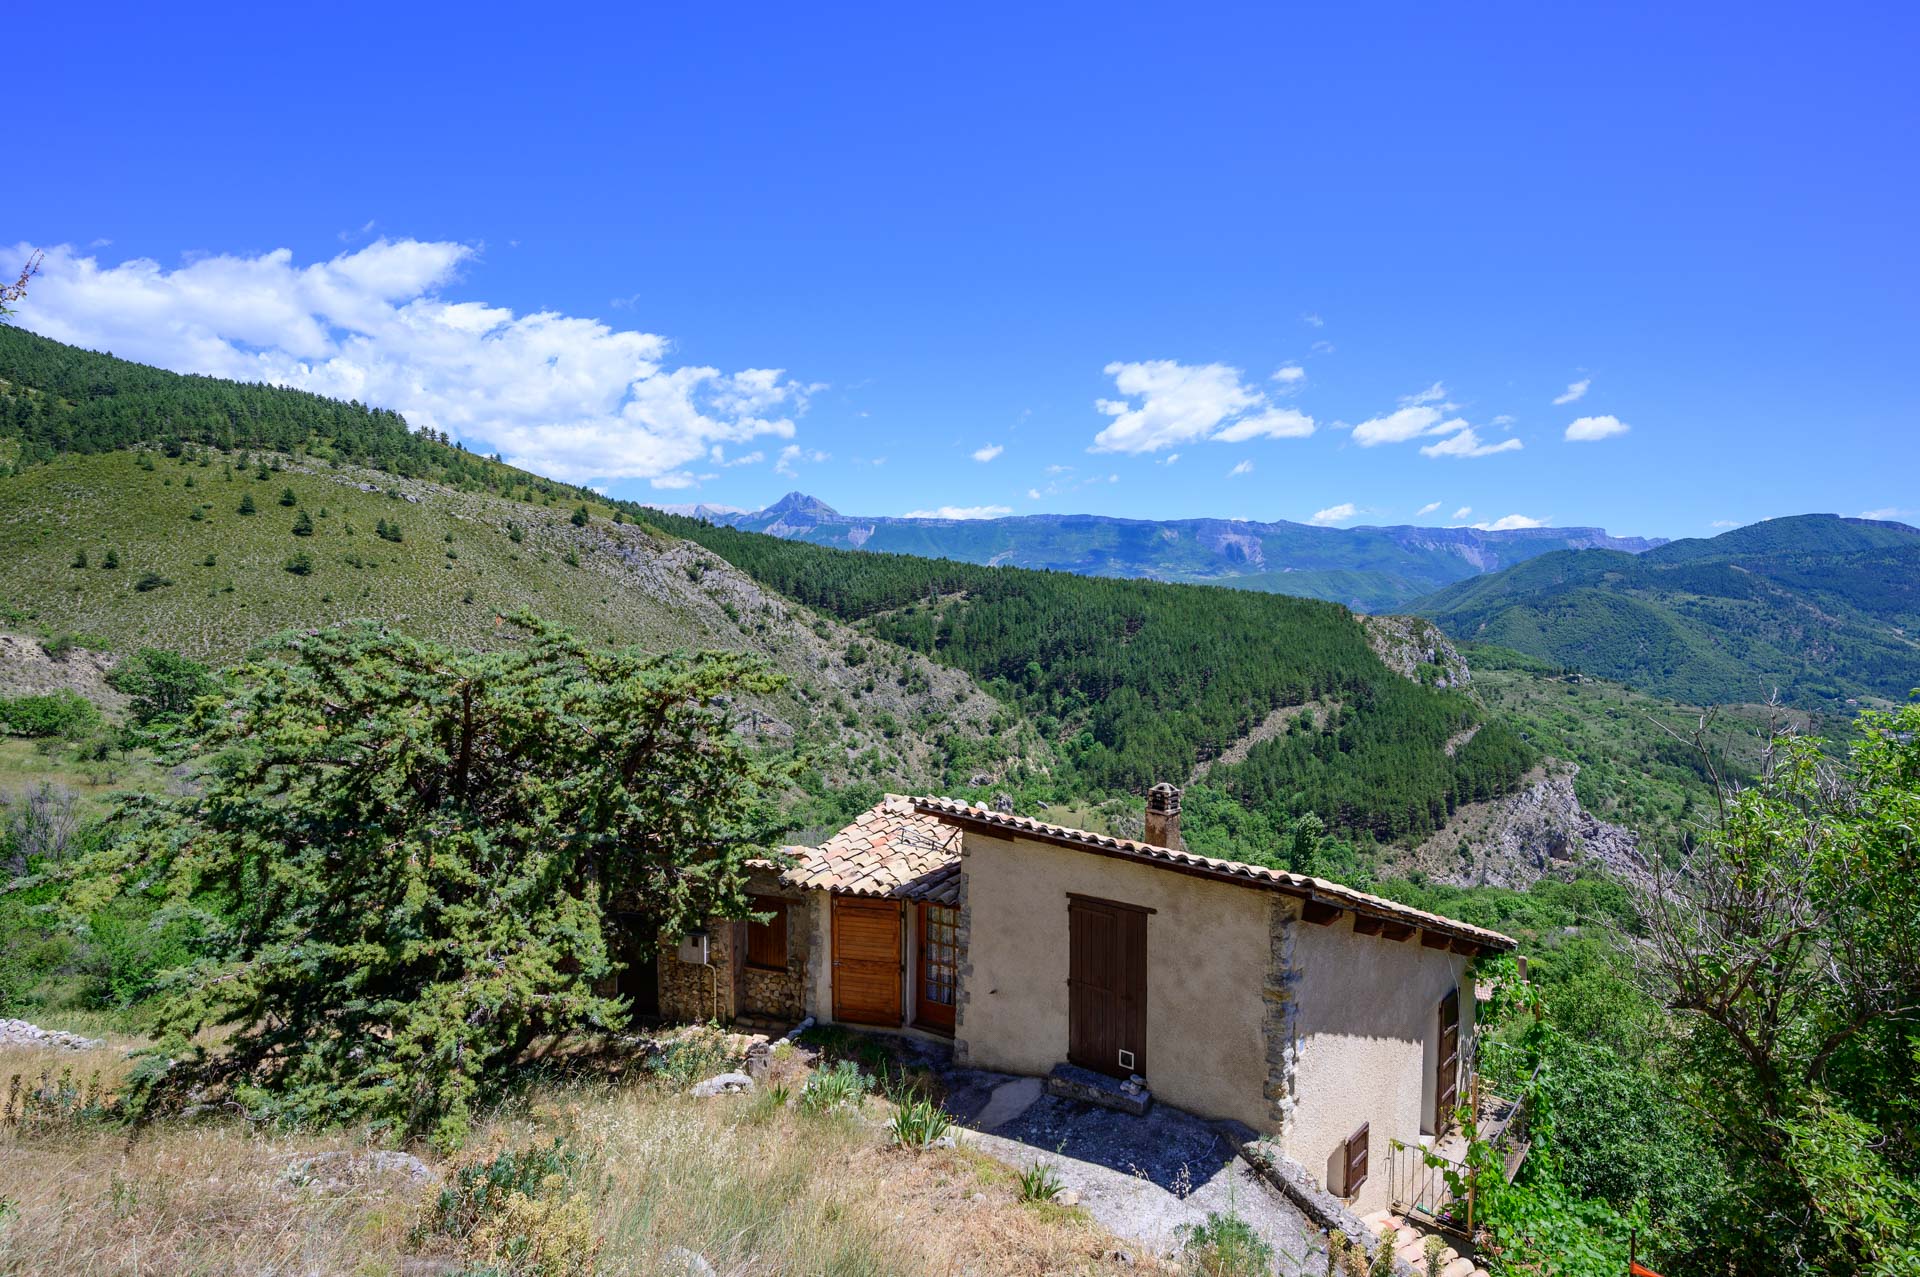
[101,549,119,569]
[284,551,314,575]
[108,648,217,726]
[1176,1211,1275,1277]
[419,1139,582,1243]
[0,691,100,739]
[133,571,171,592]
[238,492,256,515]
[69,550,86,569]
[291,509,314,536]
[278,486,297,507]
[570,505,589,527]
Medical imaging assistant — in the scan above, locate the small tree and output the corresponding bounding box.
[291,509,315,536]
[238,492,256,515]
[284,550,314,575]
[278,487,297,507]
[71,550,87,569]
[72,620,789,1147]
[571,505,590,527]
[102,549,120,569]
[108,648,218,727]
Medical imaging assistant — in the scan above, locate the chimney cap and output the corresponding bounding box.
[1147,782,1182,811]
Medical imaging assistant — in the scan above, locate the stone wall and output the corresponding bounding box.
[656,869,813,1026]
[1261,895,1302,1134]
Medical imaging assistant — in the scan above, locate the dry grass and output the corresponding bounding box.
[0,1035,1180,1277]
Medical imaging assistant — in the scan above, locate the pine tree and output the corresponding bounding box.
[71,549,87,569]
[102,549,120,569]
[78,620,788,1148]
[279,486,297,507]
[571,505,590,527]
[238,492,256,515]
[291,509,315,536]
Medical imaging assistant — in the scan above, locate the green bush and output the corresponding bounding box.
[417,1138,582,1244]
[1176,1211,1275,1276]
[0,691,100,739]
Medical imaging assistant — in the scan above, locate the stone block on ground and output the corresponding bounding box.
[1043,1062,1151,1116]
[689,1071,755,1097]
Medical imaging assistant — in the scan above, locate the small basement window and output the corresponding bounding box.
[744,895,789,971]
[1329,1122,1369,1198]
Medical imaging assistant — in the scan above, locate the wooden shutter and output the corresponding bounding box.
[1343,1123,1369,1196]
[745,895,789,971]
[831,897,903,1025]
[1067,895,1149,1078]
[1436,988,1461,1131]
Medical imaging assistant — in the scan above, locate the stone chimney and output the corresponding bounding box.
[1144,783,1183,850]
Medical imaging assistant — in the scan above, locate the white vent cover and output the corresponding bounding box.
[676,931,709,965]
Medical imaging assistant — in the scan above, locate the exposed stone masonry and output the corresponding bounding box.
[1261,895,1302,1134]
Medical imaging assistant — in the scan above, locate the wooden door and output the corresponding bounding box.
[1436,988,1461,1131]
[916,902,959,1032]
[1067,896,1148,1078]
[831,897,902,1026]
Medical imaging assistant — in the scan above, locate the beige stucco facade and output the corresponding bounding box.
[956,826,1478,1218]
[956,830,1276,1132]
[1282,910,1477,1216]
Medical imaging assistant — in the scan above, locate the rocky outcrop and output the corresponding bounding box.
[1400,766,1648,890]
[0,634,125,713]
[0,1018,105,1051]
[1359,616,1470,689]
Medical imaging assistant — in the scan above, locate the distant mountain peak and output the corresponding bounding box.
[762,490,838,519]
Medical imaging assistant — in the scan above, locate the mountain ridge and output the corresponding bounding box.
[663,491,1667,612]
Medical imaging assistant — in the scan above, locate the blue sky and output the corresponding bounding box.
[10,2,1917,538]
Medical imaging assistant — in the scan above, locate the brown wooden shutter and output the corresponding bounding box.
[1436,988,1461,1130]
[1344,1122,1369,1195]
[745,895,789,970]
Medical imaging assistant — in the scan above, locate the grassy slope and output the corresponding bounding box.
[0,449,1036,793]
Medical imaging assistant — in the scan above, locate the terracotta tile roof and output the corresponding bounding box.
[911,796,1517,953]
[781,794,961,899]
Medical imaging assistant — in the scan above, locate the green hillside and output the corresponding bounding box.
[1413,516,1920,709]
[642,511,1537,841]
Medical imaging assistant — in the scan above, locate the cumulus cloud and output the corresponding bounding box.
[1553,378,1591,405]
[1302,313,1324,327]
[1352,405,1451,446]
[902,505,1013,520]
[1415,501,1442,517]
[1473,514,1548,530]
[971,443,1004,463]
[1565,414,1631,442]
[774,444,829,477]
[13,239,814,488]
[1858,507,1916,522]
[1229,459,1255,477]
[1091,359,1315,453]
[1420,427,1524,459]
[1452,506,1473,521]
[1311,502,1359,525]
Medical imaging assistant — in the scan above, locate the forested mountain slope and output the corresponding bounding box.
[644,510,1538,841]
[1412,515,1920,708]
[689,490,1663,612]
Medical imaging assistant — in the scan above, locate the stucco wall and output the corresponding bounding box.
[1283,914,1476,1216]
[957,830,1273,1131]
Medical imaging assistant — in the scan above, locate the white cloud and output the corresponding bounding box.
[1272,364,1306,385]
[1420,427,1524,459]
[971,443,1004,463]
[1311,502,1360,525]
[1399,381,1449,407]
[13,239,813,487]
[1565,414,1631,442]
[1310,340,1335,354]
[1472,514,1548,530]
[1229,459,1255,477]
[1303,313,1324,327]
[902,505,1013,520]
[1045,463,1073,475]
[1352,405,1450,446]
[1553,378,1591,405]
[1452,506,1473,521]
[1027,488,1042,500]
[1710,519,1742,528]
[1490,413,1515,427]
[1091,359,1314,453]
[1858,507,1915,522]
[774,444,829,477]
[1159,453,1181,466]
[1415,501,1442,517]
[1214,406,1316,443]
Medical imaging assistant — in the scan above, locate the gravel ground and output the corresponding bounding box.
[948,1070,1326,1270]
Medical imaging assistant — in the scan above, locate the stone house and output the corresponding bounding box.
[651,787,1516,1217]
